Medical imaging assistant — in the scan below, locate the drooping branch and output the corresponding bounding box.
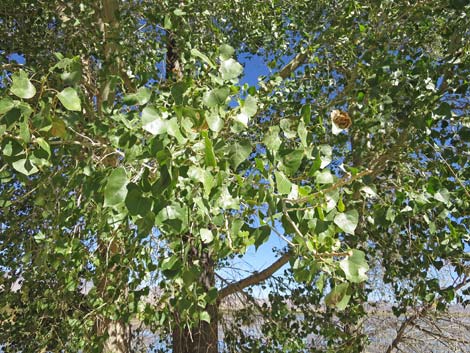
[217,251,292,300]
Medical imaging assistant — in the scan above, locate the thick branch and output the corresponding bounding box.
[218,251,292,300]
[277,51,308,80]
[261,50,308,92]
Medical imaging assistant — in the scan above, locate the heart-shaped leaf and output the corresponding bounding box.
[334,209,359,234]
[104,167,129,207]
[11,71,36,99]
[58,87,81,111]
[340,250,369,283]
[220,58,243,80]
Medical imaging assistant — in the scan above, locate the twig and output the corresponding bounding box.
[267,221,295,248]
[284,169,372,204]
[426,140,470,198]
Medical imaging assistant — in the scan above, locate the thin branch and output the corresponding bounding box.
[385,275,470,353]
[285,169,373,204]
[268,221,295,247]
[426,141,470,199]
[385,307,426,353]
[414,321,470,345]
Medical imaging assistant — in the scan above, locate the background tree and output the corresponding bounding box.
[1,1,469,352]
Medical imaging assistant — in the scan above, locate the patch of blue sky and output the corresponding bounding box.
[6,53,25,64]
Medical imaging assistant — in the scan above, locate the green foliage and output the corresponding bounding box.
[57,87,81,111]
[104,167,129,208]
[10,70,36,99]
[1,0,469,352]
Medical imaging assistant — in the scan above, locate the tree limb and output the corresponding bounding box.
[277,51,308,80]
[218,251,292,300]
[261,49,308,92]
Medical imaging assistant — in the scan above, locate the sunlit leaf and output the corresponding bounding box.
[57,87,81,111]
[220,58,243,80]
[191,48,216,69]
[340,250,369,283]
[12,158,38,175]
[275,171,292,195]
[334,210,359,234]
[203,87,230,107]
[325,283,350,310]
[200,228,214,244]
[219,44,235,61]
[202,131,217,167]
[10,70,36,99]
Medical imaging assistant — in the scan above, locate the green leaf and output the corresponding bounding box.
[337,196,345,213]
[316,169,334,184]
[35,137,51,158]
[171,82,188,105]
[234,113,249,127]
[191,48,216,69]
[205,112,224,132]
[125,185,152,216]
[334,209,359,234]
[0,97,15,115]
[166,118,186,144]
[10,70,36,99]
[51,118,67,138]
[298,120,308,147]
[217,186,239,209]
[57,87,81,111]
[280,119,296,139]
[325,283,350,310]
[340,250,369,283]
[281,148,303,175]
[220,58,243,80]
[319,145,332,169]
[202,131,217,167]
[142,107,168,135]
[434,188,450,204]
[19,118,30,143]
[230,140,252,169]
[12,158,39,176]
[199,311,211,323]
[163,15,172,29]
[203,87,230,107]
[275,171,292,195]
[301,103,311,124]
[104,167,129,207]
[200,228,214,244]
[263,126,281,153]
[241,95,257,117]
[173,8,186,16]
[123,87,151,106]
[219,44,235,61]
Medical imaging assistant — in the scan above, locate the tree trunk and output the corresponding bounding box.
[102,320,131,353]
[172,303,219,353]
[164,19,217,352]
[172,245,218,353]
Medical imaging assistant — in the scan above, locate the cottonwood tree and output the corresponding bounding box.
[1,1,469,352]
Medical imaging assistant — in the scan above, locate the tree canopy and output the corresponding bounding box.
[1,1,469,352]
